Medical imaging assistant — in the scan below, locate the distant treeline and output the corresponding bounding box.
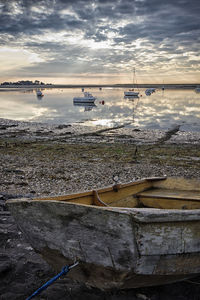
[0,80,52,86]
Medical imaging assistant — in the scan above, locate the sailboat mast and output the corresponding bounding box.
[133,67,135,87]
[124,67,139,97]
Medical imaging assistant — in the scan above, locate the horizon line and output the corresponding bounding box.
[0,83,199,88]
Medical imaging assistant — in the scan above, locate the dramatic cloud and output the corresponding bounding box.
[0,0,199,83]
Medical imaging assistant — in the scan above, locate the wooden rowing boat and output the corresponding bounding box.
[6,176,200,290]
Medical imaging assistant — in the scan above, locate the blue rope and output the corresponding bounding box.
[26,262,79,300]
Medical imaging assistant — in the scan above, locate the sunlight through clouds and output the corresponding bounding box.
[0,47,44,72]
[0,0,199,84]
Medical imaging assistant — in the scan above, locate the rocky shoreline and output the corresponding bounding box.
[1,118,200,299]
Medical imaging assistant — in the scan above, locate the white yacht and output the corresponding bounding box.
[124,89,139,97]
[73,92,96,103]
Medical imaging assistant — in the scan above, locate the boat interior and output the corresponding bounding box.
[35,177,200,210]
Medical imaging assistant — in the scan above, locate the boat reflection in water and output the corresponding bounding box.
[124,95,139,100]
[124,94,140,124]
[73,102,96,112]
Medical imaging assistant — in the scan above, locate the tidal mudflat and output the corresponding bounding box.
[1,118,200,299]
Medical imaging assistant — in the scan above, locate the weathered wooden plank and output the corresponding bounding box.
[137,188,200,209]
[7,200,138,271]
[34,180,149,201]
[67,196,93,205]
[136,253,200,275]
[135,220,200,256]
[100,181,152,205]
[35,180,152,206]
[139,197,200,209]
[35,191,94,202]
[109,195,140,208]
[118,208,200,222]
[138,188,200,201]
[152,177,200,191]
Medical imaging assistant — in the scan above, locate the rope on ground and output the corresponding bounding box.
[26,261,79,300]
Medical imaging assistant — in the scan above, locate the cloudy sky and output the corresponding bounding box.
[0,0,199,84]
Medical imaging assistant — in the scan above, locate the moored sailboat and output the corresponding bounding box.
[124,68,139,97]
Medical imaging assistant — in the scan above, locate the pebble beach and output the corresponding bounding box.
[1,117,200,299]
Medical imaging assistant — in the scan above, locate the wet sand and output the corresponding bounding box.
[1,118,200,299]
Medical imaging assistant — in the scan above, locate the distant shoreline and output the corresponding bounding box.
[0,83,199,89]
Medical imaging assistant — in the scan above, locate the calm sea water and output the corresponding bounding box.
[0,87,200,132]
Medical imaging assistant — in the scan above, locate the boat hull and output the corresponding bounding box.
[73,98,96,103]
[6,199,200,290]
[124,91,139,97]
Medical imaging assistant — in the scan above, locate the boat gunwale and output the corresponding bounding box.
[6,197,200,223]
[32,176,167,201]
[7,176,200,221]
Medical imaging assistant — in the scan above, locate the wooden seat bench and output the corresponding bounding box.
[137,188,200,209]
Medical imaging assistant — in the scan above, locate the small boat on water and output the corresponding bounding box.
[36,90,44,97]
[73,92,96,103]
[145,88,156,96]
[124,89,139,97]
[145,89,152,96]
[195,87,200,93]
[7,176,200,290]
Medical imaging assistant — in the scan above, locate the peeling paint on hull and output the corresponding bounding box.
[6,198,200,290]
